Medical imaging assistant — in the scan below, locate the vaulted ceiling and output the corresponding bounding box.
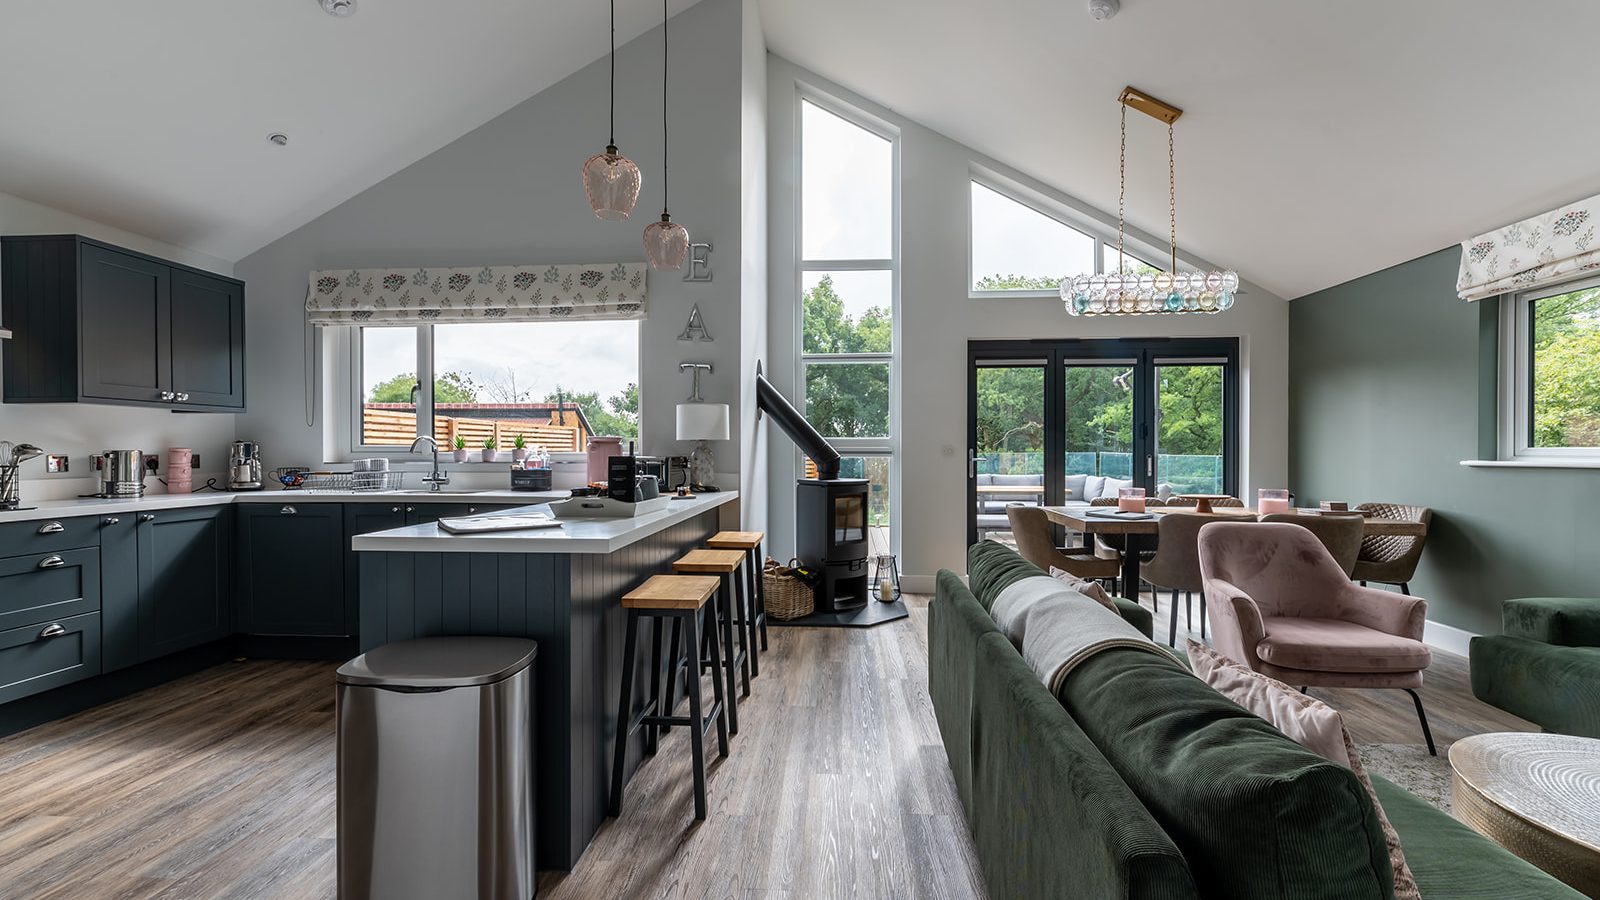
[4,1,1599,298]
[0,0,696,263]
[761,0,1600,298]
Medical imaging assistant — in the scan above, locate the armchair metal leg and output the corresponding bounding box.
[1399,582,1411,596]
[1404,688,1436,756]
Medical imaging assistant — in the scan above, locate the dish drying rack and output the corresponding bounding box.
[299,471,406,493]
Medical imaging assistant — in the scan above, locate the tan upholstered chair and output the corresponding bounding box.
[1258,513,1364,576]
[1006,504,1121,587]
[1198,521,1437,754]
[1138,512,1217,646]
[1210,496,1245,508]
[1352,503,1432,595]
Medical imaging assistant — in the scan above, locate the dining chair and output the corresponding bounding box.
[1210,497,1245,508]
[1351,503,1432,595]
[1257,513,1364,576]
[1005,504,1122,591]
[1138,512,1216,646]
[1198,521,1437,754]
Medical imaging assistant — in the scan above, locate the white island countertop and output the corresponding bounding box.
[351,491,738,555]
[0,489,570,525]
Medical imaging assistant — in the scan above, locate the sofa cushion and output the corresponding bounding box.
[1503,597,1600,647]
[1103,477,1133,499]
[1058,647,1395,899]
[1083,475,1107,499]
[969,541,1154,638]
[1369,773,1589,899]
[1470,635,1600,739]
[970,631,1200,900]
[1256,617,1433,673]
[1063,473,1088,501]
[991,473,1044,487]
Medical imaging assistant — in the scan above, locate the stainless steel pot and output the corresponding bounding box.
[94,450,147,498]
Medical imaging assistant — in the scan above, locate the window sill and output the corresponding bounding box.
[968,290,1060,301]
[1459,458,1600,470]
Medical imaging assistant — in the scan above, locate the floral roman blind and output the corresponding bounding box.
[304,262,647,324]
[1457,193,1600,301]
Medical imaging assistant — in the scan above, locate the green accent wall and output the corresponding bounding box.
[1290,247,1600,636]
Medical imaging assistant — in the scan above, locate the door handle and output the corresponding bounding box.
[404,506,415,514]
[139,514,157,523]
[467,506,477,514]
[968,449,978,479]
[36,521,65,534]
[280,505,297,516]
[38,623,66,639]
[176,392,190,402]
[103,517,120,526]
[390,506,402,514]
[160,390,176,401]
[37,555,65,569]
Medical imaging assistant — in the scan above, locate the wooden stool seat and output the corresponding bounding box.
[706,530,765,551]
[623,574,720,609]
[672,549,746,574]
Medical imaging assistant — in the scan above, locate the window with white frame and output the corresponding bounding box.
[799,95,896,540]
[351,321,639,456]
[1500,275,1600,460]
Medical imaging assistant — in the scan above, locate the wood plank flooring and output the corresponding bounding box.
[0,592,1535,899]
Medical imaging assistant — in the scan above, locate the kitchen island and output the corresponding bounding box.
[350,490,739,871]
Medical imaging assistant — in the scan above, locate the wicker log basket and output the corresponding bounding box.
[763,557,816,620]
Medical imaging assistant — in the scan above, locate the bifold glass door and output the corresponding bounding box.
[967,339,1239,545]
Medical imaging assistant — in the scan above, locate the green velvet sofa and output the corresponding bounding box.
[931,541,1583,899]
[1470,597,1600,738]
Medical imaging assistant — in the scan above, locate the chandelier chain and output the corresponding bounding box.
[608,0,616,147]
[1117,102,1127,276]
[1168,121,1177,275]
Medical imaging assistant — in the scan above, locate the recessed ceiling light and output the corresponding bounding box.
[320,0,357,17]
[268,132,289,146]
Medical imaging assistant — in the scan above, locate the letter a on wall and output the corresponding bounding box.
[678,303,713,342]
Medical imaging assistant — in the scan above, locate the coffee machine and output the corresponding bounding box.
[228,441,263,491]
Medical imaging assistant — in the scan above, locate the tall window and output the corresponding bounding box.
[1502,276,1600,460]
[353,321,639,456]
[800,96,897,549]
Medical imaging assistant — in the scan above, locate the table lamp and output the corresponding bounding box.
[676,363,729,490]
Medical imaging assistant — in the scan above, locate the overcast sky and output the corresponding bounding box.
[363,321,639,403]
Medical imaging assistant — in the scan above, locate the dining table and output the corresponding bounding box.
[1040,505,1427,593]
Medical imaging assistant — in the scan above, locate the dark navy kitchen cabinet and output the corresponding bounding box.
[0,235,245,411]
[101,506,231,667]
[237,503,348,636]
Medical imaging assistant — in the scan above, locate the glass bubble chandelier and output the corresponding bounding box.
[581,0,642,220]
[642,0,690,270]
[1062,87,1237,316]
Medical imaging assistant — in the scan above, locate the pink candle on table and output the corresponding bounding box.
[1257,489,1291,515]
[1118,487,1146,513]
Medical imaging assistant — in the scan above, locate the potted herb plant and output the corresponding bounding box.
[482,437,499,464]
[512,433,529,463]
[452,435,469,463]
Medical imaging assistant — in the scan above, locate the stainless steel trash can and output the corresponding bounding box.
[337,637,537,900]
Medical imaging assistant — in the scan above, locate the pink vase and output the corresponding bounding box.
[587,436,623,484]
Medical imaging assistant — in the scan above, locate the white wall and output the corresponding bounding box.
[235,0,765,517]
[765,57,1290,591]
[0,190,238,499]
[737,0,769,530]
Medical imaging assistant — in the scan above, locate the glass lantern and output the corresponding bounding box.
[873,553,901,602]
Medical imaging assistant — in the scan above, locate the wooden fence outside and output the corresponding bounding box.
[362,407,582,451]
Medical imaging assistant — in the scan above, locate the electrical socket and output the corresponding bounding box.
[45,455,69,474]
[143,454,160,474]
[191,454,200,469]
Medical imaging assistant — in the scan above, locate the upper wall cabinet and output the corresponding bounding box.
[0,235,245,411]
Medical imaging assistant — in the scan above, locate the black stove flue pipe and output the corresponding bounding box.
[755,369,841,480]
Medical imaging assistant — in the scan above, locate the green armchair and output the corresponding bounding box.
[1470,597,1600,738]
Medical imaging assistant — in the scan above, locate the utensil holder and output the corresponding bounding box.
[0,463,20,510]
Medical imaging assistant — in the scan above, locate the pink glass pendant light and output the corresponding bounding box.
[582,0,641,220]
[643,0,689,269]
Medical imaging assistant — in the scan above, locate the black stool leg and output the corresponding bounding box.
[645,616,663,756]
[659,616,683,735]
[608,608,640,817]
[732,568,755,684]
[699,607,729,759]
[682,609,710,821]
[722,573,750,701]
[741,562,760,678]
[751,544,768,651]
[706,591,738,735]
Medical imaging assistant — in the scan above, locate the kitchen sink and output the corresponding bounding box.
[390,488,496,496]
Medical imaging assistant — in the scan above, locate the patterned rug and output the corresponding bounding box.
[1358,742,1455,814]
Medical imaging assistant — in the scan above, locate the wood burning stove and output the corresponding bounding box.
[796,477,871,613]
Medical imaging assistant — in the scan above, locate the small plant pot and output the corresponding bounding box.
[482,449,499,464]
[452,449,469,463]
[512,448,528,462]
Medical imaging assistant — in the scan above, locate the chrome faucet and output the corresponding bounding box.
[409,435,450,492]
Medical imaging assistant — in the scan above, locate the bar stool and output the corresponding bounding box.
[671,548,750,734]
[609,574,728,821]
[706,530,768,673]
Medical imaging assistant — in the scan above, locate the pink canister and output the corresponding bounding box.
[167,448,193,494]
[586,436,623,484]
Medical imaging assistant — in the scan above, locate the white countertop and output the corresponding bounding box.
[0,489,570,525]
[350,491,738,555]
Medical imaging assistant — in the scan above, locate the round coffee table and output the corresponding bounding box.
[1449,732,1600,895]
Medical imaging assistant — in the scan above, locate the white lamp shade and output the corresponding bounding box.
[676,402,729,441]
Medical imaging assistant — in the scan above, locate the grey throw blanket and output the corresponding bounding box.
[990,575,1167,694]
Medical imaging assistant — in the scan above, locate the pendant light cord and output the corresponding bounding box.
[608,0,616,147]
[1116,102,1126,276]
[661,0,669,215]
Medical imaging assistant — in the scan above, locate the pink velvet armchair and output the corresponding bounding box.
[1197,521,1438,754]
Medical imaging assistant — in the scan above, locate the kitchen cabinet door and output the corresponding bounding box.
[237,503,346,636]
[344,503,407,638]
[168,269,245,410]
[135,506,229,661]
[79,244,170,404]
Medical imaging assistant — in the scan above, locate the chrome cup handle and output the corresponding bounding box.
[38,624,66,639]
[37,555,65,569]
